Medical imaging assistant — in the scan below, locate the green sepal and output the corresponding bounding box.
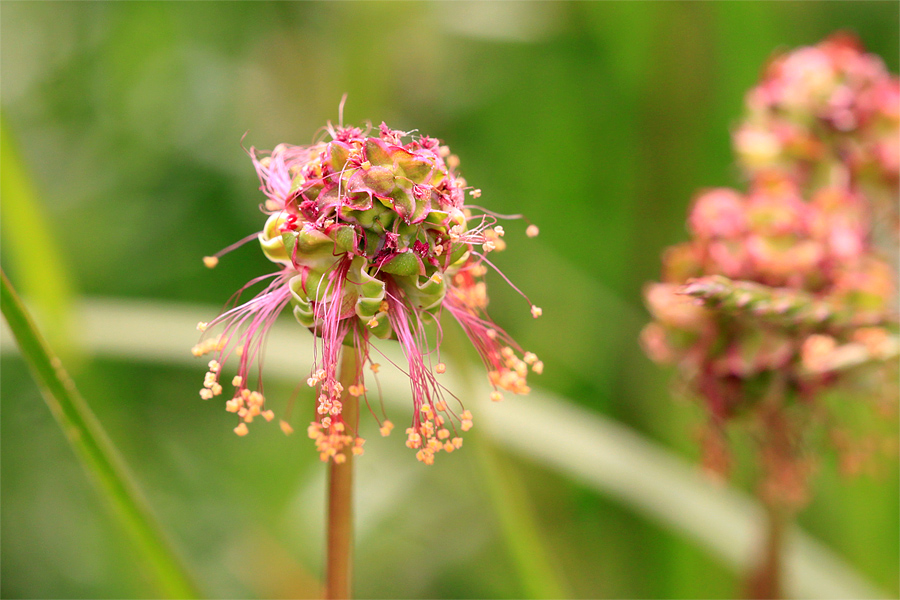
[449,249,470,270]
[394,150,433,184]
[365,139,392,167]
[364,313,393,339]
[281,229,339,271]
[329,142,352,171]
[397,274,447,311]
[259,214,291,264]
[289,174,306,195]
[381,251,420,276]
[388,187,415,222]
[448,242,469,265]
[289,275,316,328]
[330,225,357,254]
[362,166,395,195]
[425,209,450,226]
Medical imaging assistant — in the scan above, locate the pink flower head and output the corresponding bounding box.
[194,120,541,464]
[735,33,900,198]
[645,35,899,504]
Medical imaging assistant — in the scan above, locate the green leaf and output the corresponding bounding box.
[0,272,201,599]
[0,119,76,354]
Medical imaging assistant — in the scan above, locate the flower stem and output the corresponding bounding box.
[746,500,787,599]
[325,347,358,600]
[0,269,200,598]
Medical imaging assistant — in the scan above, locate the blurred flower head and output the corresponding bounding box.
[644,35,899,506]
[193,120,541,464]
[736,33,899,192]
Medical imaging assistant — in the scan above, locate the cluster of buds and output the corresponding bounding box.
[194,120,541,464]
[643,35,898,506]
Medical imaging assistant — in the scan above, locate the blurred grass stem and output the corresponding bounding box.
[0,269,200,599]
[325,347,358,599]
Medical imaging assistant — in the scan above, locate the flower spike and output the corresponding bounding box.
[195,117,540,463]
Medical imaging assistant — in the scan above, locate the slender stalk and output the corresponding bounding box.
[325,347,358,599]
[746,500,787,600]
[0,269,200,598]
[746,378,790,600]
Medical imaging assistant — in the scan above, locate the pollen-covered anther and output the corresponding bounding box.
[196,322,208,332]
[225,398,241,412]
[232,375,243,387]
[531,305,543,318]
[199,388,214,400]
[437,428,451,440]
[435,362,446,374]
[476,264,489,277]
[379,420,394,437]
[234,423,249,436]
[315,369,327,381]
[367,318,379,329]
[482,241,496,253]
[416,449,435,465]
[430,273,443,284]
[280,420,294,435]
[533,361,544,374]
[191,336,224,357]
[406,430,423,449]
[460,409,474,432]
[370,363,381,373]
[523,352,537,365]
[526,224,540,238]
[261,410,275,422]
[490,391,503,402]
[469,188,482,198]
[307,376,318,387]
[203,256,219,269]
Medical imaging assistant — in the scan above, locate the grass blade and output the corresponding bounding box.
[0,119,76,353]
[0,271,201,599]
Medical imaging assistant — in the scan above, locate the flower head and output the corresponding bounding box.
[643,36,898,506]
[194,120,540,464]
[734,33,899,223]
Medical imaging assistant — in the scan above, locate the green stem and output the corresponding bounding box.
[0,269,200,599]
[325,347,358,600]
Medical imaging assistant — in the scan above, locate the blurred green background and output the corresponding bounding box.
[1,2,897,598]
